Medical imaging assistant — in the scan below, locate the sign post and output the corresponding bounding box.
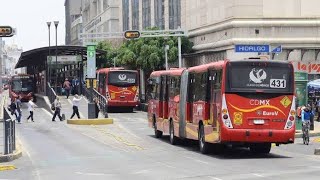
[86,43,97,119]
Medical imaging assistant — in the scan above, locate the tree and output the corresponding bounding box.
[96,41,119,68]
[115,29,194,73]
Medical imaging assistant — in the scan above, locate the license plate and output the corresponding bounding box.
[254,119,265,125]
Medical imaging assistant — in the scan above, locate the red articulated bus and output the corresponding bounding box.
[148,59,295,154]
[96,67,139,112]
[9,74,35,102]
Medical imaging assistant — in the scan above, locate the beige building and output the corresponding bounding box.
[182,0,320,68]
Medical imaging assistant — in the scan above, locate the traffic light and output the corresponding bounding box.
[124,31,140,39]
[0,26,13,37]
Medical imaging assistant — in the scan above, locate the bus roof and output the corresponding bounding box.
[150,68,185,77]
[188,60,226,73]
[188,59,292,73]
[97,67,138,73]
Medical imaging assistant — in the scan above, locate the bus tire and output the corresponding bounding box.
[154,119,163,138]
[199,124,209,154]
[169,121,177,145]
[250,143,271,154]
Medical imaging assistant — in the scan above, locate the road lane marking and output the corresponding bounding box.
[75,172,112,176]
[80,132,129,153]
[185,156,209,164]
[0,165,16,171]
[91,125,144,150]
[41,108,52,117]
[156,162,176,169]
[133,169,150,174]
[20,137,41,180]
[252,173,264,177]
[208,177,223,180]
[115,123,140,139]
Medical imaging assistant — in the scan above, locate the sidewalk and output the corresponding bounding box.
[295,120,320,138]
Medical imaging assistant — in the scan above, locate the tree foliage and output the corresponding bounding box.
[116,30,194,73]
[96,41,118,68]
[96,28,194,73]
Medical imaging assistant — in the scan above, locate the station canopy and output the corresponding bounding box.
[15,45,106,69]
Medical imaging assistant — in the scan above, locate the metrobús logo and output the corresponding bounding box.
[249,68,267,83]
[118,74,127,81]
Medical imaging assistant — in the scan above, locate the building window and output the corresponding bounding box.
[154,0,165,29]
[132,0,139,30]
[169,0,181,29]
[142,0,151,29]
[122,0,129,31]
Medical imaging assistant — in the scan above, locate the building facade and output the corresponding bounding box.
[119,0,181,31]
[183,0,320,67]
[65,0,82,45]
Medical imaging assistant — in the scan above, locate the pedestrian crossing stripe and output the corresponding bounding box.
[0,165,16,171]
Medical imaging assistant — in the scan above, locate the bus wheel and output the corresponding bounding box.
[154,120,163,138]
[250,143,271,154]
[169,121,177,145]
[198,125,209,154]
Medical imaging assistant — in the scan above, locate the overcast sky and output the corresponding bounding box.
[0,0,66,51]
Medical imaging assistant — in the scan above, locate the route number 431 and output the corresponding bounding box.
[270,79,286,88]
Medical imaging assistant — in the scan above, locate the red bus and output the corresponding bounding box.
[148,59,295,154]
[9,74,35,101]
[96,67,139,112]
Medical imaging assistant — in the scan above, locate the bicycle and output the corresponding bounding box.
[302,121,310,145]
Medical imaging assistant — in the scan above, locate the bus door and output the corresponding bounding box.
[161,75,169,120]
[209,69,222,128]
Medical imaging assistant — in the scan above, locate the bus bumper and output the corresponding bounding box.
[108,101,139,107]
[220,128,295,144]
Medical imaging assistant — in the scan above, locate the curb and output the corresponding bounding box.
[67,118,113,125]
[0,145,22,163]
[295,132,320,138]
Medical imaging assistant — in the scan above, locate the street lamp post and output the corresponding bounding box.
[165,45,169,70]
[46,22,51,89]
[54,21,59,93]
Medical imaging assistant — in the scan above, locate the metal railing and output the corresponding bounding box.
[47,82,57,103]
[3,107,15,155]
[92,89,108,118]
[81,85,108,118]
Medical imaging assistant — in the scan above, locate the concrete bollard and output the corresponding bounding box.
[315,148,320,155]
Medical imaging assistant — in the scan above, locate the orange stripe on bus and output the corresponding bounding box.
[228,103,285,116]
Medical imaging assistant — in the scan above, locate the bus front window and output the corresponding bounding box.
[108,71,137,87]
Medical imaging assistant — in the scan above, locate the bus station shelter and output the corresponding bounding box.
[15,45,106,95]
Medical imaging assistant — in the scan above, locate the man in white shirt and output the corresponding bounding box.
[70,94,82,119]
[27,98,36,122]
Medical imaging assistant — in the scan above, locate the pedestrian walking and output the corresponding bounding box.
[94,97,100,118]
[9,98,17,119]
[63,78,71,99]
[70,94,82,119]
[52,96,63,121]
[16,96,22,123]
[26,97,36,122]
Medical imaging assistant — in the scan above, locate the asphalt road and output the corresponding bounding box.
[1,105,320,180]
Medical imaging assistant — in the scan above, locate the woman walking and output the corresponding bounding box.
[52,96,63,121]
[70,94,82,119]
[27,97,36,122]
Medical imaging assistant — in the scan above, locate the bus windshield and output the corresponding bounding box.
[226,61,294,94]
[108,71,137,87]
[12,79,33,92]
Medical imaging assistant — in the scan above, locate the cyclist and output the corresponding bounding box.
[301,105,314,145]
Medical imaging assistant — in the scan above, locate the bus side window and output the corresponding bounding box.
[194,73,207,101]
[214,70,222,90]
[188,74,194,102]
